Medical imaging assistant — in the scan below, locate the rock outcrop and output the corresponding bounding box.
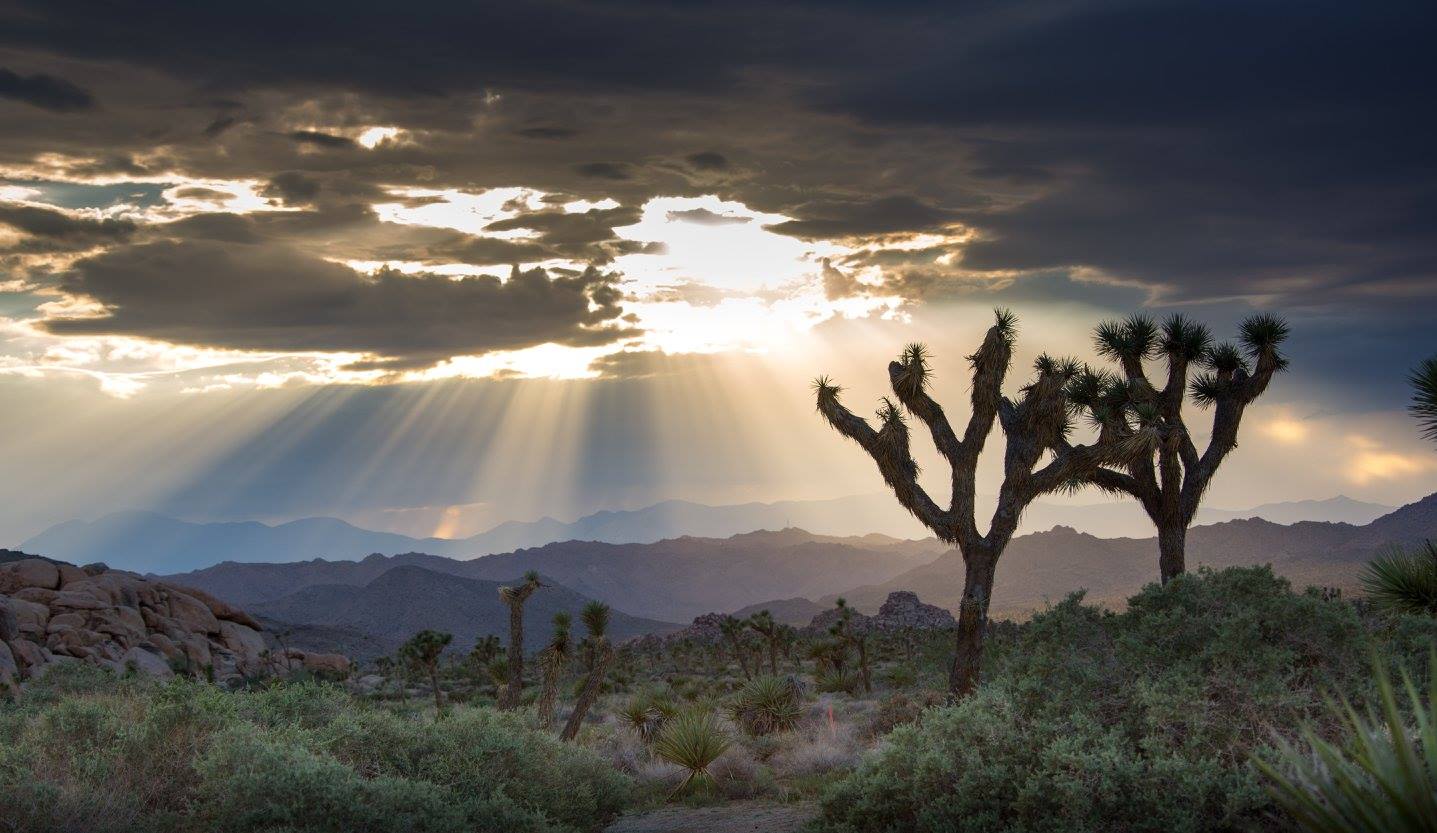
[803,591,956,636]
[0,556,340,694]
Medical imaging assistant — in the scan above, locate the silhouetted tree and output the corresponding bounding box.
[815,309,1143,697]
[497,571,542,709]
[720,615,754,679]
[831,599,871,694]
[562,601,612,741]
[1072,313,1290,583]
[400,629,452,716]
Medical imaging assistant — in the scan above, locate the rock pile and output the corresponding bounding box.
[0,556,348,693]
[803,591,956,635]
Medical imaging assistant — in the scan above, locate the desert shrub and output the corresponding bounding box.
[815,566,1437,833]
[651,708,731,793]
[815,667,858,694]
[728,675,804,736]
[881,664,917,688]
[770,716,864,779]
[1256,656,1437,833]
[867,689,945,737]
[0,670,633,833]
[615,691,678,743]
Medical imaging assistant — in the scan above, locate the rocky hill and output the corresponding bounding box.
[834,493,1437,617]
[0,556,345,693]
[166,529,947,623]
[249,565,678,658]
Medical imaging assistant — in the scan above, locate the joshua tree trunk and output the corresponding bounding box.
[1157,522,1187,584]
[815,310,1142,699]
[536,649,562,730]
[948,554,996,697]
[767,640,778,676]
[498,575,541,709]
[561,643,612,742]
[855,638,872,694]
[429,664,443,715]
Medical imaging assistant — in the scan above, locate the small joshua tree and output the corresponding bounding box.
[815,309,1144,697]
[562,601,612,741]
[747,610,781,675]
[831,599,871,694]
[1072,313,1290,583]
[400,629,452,716]
[497,571,543,709]
[719,615,754,679]
[536,611,573,730]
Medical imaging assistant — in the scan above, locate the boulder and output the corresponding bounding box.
[0,598,17,642]
[162,583,263,631]
[299,652,351,677]
[183,634,213,672]
[118,646,174,679]
[146,633,184,664]
[92,607,148,645]
[218,620,266,669]
[56,563,87,587]
[165,590,220,634]
[7,597,49,638]
[49,590,107,611]
[82,562,110,576]
[12,586,58,605]
[0,640,17,692]
[46,612,87,633]
[8,638,51,676]
[1,559,60,591]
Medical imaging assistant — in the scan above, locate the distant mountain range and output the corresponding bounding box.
[251,565,675,658]
[835,492,1437,617]
[164,529,947,624]
[19,494,1395,573]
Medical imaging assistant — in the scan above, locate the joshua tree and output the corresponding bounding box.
[1070,313,1290,583]
[815,309,1144,697]
[747,610,781,675]
[1413,355,1437,445]
[497,571,543,709]
[400,629,452,716]
[562,601,613,741]
[719,615,754,679]
[536,611,573,730]
[830,599,871,694]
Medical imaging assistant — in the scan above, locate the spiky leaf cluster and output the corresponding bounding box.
[1411,356,1437,444]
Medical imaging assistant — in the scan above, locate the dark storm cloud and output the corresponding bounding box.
[574,162,633,181]
[767,196,963,240]
[286,130,355,149]
[515,126,579,140]
[685,152,728,171]
[0,67,94,111]
[0,202,135,253]
[41,240,635,365]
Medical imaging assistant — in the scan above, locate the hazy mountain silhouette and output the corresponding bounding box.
[21,494,1393,573]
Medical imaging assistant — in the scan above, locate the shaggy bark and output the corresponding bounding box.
[536,649,563,730]
[498,577,540,709]
[560,642,612,742]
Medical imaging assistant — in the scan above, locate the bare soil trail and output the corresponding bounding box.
[605,800,818,833]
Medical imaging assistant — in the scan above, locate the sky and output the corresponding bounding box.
[0,0,1434,543]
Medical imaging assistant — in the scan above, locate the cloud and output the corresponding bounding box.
[40,240,638,367]
[766,196,962,240]
[685,152,728,171]
[287,130,355,149]
[0,67,94,111]
[574,162,633,181]
[666,207,749,226]
[515,126,578,140]
[0,201,136,253]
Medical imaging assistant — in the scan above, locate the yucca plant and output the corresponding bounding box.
[1412,355,1437,445]
[652,708,731,795]
[1361,542,1437,617]
[729,675,804,736]
[1255,655,1437,832]
[617,692,677,742]
[561,601,613,741]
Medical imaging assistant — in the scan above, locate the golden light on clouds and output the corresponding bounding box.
[1262,415,1310,445]
[1345,434,1434,485]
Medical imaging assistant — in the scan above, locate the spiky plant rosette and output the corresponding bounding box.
[652,708,731,794]
[1360,541,1437,617]
[1255,654,1437,833]
[1411,356,1437,444]
[728,675,804,736]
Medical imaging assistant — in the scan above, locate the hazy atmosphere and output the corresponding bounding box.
[2,1,1434,545]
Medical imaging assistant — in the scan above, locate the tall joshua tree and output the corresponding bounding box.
[720,615,754,679]
[831,599,871,694]
[1072,313,1290,583]
[497,570,542,709]
[536,611,573,730]
[815,309,1143,697]
[562,601,612,741]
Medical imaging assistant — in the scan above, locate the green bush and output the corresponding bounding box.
[0,665,632,832]
[814,566,1437,833]
[728,676,803,736]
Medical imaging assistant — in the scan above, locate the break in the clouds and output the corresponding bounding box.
[0,0,1432,394]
